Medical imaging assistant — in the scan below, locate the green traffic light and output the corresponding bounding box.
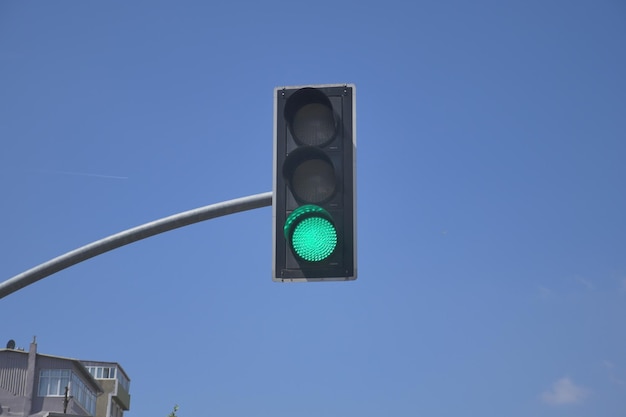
[292,216,337,262]
[284,205,337,262]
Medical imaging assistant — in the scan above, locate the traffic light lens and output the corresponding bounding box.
[284,205,338,262]
[292,217,337,262]
[292,158,335,203]
[292,102,336,146]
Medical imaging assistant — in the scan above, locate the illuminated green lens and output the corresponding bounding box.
[285,205,337,262]
[292,216,337,262]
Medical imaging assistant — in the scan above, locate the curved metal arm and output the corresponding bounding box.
[0,192,272,299]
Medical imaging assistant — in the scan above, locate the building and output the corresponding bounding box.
[0,339,130,417]
[82,362,130,417]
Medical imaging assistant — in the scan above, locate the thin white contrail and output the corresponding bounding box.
[39,169,129,180]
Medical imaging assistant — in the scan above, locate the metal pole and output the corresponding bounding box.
[0,192,272,299]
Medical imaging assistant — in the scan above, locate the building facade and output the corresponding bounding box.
[0,339,130,417]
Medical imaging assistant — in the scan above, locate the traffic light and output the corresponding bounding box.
[272,84,356,282]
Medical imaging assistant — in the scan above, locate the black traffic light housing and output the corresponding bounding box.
[272,84,356,282]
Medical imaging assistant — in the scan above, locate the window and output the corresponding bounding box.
[87,366,115,380]
[116,371,130,392]
[111,400,124,417]
[86,366,129,391]
[71,373,96,416]
[38,369,70,396]
[38,369,96,416]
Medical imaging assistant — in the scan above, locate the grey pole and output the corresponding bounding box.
[0,192,272,299]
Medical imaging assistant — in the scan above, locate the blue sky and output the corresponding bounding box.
[1,1,625,416]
